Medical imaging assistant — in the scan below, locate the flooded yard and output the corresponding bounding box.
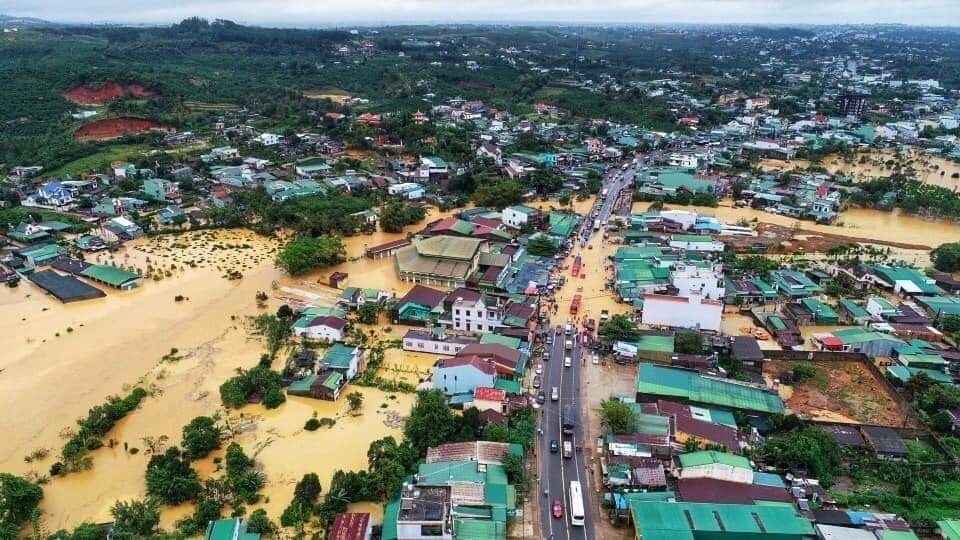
[0,210,455,531]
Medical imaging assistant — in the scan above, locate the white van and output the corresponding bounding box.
[564,356,572,368]
[565,339,573,350]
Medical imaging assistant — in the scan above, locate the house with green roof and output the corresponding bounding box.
[204,518,260,540]
[678,451,754,483]
[548,212,578,238]
[868,265,943,296]
[15,243,64,267]
[80,264,142,290]
[914,295,960,317]
[395,236,486,290]
[638,168,717,195]
[8,223,51,243]
[799,297,839,324]
[613,333,675,363]
[636,362,785,415]
[771,270,823,298]
[295,156,333,177]
[837,298,871,325]
[384,458,516,540]
[626,499,814,540]
[320,343,364,380]
[825,327,904,357]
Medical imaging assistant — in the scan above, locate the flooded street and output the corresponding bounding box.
[3,191,957,530]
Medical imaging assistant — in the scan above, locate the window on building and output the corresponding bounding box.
[443,345,449,352]
[455,309,461,316]
[488,311,496,319]
[421,525,444,536]
[418,342,424,349]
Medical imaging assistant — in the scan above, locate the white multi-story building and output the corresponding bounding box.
[502,205,537,229]
[448,296,503,333]
[672,264,726,301]
[641,292,722,332]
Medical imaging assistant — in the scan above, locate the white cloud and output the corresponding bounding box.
[6,0,960,26]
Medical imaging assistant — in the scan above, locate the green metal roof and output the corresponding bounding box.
[453,518,506,540]
[493,378,522,395]
[937,519,960,540]
[678,450,751,470]
[627,500,814,540]
[635,335,675,353]
[832,327,904,345]
[636,363,785,414]
[321,343,357,369]
[382,498,400,540]
[321,371,344,391]
[417,460,484,484]
[838,298,870,318]
[204,518,260,540]
[80,264,141,287]
[287,375,318,393]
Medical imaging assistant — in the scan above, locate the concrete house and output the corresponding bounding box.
[641,293,723,332]
[34,181,74,207]
[394,236,486,289]
[501,205,538,229]
[142,178,181,203]
[320,343,365,381]
[433,356,497,396]
[293,315,348,341]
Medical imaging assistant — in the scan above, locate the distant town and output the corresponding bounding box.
[3,18,960,540]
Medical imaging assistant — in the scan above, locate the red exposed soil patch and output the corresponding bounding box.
[74,117,174,142]
[766,359,916,427]
[63,82,157,106]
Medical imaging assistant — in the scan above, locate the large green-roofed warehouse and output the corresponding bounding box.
[626,498,814,540]
[636,363,784,414]
[80,264,143,290]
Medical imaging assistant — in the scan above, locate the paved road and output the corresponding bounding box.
[535,157,639,540]
[536,323,591,540]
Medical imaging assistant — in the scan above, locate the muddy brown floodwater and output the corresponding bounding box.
[0,207,459,532]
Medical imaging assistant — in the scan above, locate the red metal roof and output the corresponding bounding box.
[329,512,370,540]
[473,387,506,402]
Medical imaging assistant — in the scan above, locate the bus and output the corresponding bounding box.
[568,481,585,526]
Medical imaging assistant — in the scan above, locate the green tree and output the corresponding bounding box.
[530,169,564,196]
[598,314,640,345]
[293,473,322,504]
[367,437,417,500]
[252,313,292,358]
[110,499,160,539]
[0,473,43,535]
[526,235,558,257]
[47,522,103,540]
[600,399,635,434]
[472,179,525,209]
[181,416,222,460]
[246,509,276,535]
[502,452,526,484]
[753,426,841,486]
[224,443,264,504]
[940,315,960,334]
[275,236,346,275]
[145,447,201,504]
[379,202,427,233]
[674,331,704,354]
[404,389,456,455]
[932,242,960,273]
[346,391,364,414]
[358,302,382,324]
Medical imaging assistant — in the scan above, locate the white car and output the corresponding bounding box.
[536,364,543,375]
[564,357,572,368]
[551,387,559,401]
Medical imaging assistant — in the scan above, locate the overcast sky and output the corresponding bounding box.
[6,0,960,26]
